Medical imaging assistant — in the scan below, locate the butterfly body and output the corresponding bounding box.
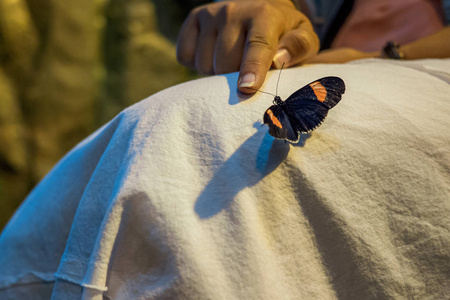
[263,76,345,143]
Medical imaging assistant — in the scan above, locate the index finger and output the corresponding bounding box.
[237,9,283,94]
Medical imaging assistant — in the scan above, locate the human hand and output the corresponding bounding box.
[305,48,379,64]
[176,0,319,94]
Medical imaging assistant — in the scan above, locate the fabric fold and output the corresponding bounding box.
[1,59,449,299]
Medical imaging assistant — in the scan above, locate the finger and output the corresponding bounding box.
[177,11,199,69]
[238,14,281,94]
[213,25,245,74]
[194,8,219,75]
[195,26,217,75]
[273,20,319,68]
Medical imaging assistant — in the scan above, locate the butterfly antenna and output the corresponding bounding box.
[246,87,276,97]
[275,62,285,97]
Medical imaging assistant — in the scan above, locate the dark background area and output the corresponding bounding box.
[0,0,208,230]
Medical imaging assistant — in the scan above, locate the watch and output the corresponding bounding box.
[382,41,405,60]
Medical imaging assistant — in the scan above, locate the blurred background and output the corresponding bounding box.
[0,0,209,230]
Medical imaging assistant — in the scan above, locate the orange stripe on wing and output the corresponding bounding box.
[310,81,327,102]
[267,109,282,128]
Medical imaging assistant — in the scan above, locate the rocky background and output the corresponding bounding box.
[0,0,208,230]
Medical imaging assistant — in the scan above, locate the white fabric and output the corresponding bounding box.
[1,59,449,299]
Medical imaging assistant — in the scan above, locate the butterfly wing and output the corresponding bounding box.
[263,104,299,143]
[284,76,346,133]
[286,76,345,109]
[285,100,330,133]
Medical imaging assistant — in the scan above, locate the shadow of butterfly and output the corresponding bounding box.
[263,76,345,143]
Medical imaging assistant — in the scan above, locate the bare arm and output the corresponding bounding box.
[400,26,450,59]
[307,26,450,64]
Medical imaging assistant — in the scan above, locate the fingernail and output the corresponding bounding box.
[273,48,291,69]
[238,73,256,88]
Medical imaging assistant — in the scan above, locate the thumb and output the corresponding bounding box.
[272,22,319,68]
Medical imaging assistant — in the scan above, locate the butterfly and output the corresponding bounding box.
[263,76,345,143]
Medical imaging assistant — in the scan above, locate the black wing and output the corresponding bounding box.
[284,76,345,133]
[284,100,330,133]
[285,76,345,109]
[263,104,299,142]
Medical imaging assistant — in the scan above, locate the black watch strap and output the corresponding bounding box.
[382,41,405,60]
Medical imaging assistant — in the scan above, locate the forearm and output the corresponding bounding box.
[400,26,450,59]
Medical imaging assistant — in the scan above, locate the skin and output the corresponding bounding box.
[306,26,450,63]
[176,0,319,94]
[177,0,450,94]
